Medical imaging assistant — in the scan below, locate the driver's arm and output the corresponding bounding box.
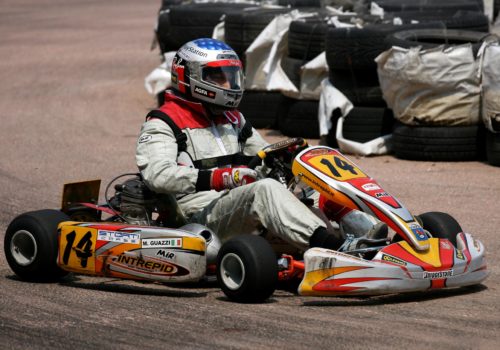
[239,115,268,156]
[136,119,200,195]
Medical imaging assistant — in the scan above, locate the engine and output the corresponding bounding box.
[112,176,157,225]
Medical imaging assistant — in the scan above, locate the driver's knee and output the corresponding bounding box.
[252,178,290,199]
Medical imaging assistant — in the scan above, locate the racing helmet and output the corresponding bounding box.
[171,38,244,109]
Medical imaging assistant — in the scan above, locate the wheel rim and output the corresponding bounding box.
[10,230,38,266]
[220,253,245,290]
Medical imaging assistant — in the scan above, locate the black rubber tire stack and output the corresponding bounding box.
[225,7,291,58]
[278,15,330,139]
[155,3,254,54]
[277,95,321,139]
[238,91,284,129]
[374,0,484,13]
[225,7,291,129]
[324,23,442,146]
[391,122,486,161]
[383,28,496,161]
[385,28,493,56]
[324,10,490,149]
[486,131,500,167]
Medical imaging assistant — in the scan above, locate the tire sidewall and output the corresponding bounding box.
[4,210,69,281]
[216,235,277,303]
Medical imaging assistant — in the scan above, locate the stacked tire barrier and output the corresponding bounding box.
[278,12,329,139]
[226,7,293,129]
[378,28,498,162]
[149,0,500,166]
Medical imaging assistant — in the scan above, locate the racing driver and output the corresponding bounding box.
[135,38,386,253]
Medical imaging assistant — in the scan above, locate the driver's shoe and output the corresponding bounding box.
[340,211,389,239]
[338,233,389,253]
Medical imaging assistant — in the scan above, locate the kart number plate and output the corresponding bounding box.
[300,148,367,182]
[58,225,97,273]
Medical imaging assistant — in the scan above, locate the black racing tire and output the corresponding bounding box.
[281,55,305,89]
[278,0,321,7]
[225,7,290,56]
[156,10,176,54]
[165,3,253,50]
[392,10,490,32]
[65,206,101,222]
[216,235,278,303]
[325,22,443,71]
[343,107,394,143]
[288,19,329,61]
[375,0,484,13]
[238,91,283,129]
[328,69,385,106]
[287,12,376,60]
[159,0,183,12]
[417,212,463,247]
[392,123,485,161]
[277,97,320,139]
[4,209,71,281]
[486,130,500,167]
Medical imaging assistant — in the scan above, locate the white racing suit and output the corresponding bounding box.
[135,90,327,250]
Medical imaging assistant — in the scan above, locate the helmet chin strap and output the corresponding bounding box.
[205,103,231,117]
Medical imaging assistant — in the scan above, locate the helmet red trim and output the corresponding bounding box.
[205,59,242,68]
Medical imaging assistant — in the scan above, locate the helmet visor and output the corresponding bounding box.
[201,61,243,91]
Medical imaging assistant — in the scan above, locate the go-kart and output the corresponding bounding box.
[4,138,488,303]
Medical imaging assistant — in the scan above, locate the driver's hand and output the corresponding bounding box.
[210,167,257,191]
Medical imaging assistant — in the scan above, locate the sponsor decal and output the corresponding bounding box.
[362,183,381,191]
[182,46,208,57]
[194,86,216,99]
[456,250,465,260]
[423,270,454,279]
[410,224,427,241]
[98,230,140,244]
[233,169,241,183]
[301,148,332,161]
[381,254,407,266]
[138,135,152,143]
[113,254,177,274]
[172,57,183,72]
[301,173,335,198]
[473,239,481,251]
[440,240,452,250]
[142,238,182,249]
[375,191,389,198]
[157,250,175,259]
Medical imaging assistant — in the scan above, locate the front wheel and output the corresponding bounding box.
[4,209,71,281]
[216,235,278,303]
[417,212,463,247]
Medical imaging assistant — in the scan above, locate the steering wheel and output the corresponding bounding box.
[248,137,308,169]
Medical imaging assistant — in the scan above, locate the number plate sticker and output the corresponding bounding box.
[59,226,97,273]
[300,148,367,182]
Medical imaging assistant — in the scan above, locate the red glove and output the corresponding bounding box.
[211,167,257,191]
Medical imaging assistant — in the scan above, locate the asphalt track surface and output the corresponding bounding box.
[1,1,499,349]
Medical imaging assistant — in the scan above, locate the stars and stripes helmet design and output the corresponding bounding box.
[171,38,244,109]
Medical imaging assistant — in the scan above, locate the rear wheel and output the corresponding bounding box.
[417,211,463,247]
[4,209,70,281]
[216,235,278,303]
